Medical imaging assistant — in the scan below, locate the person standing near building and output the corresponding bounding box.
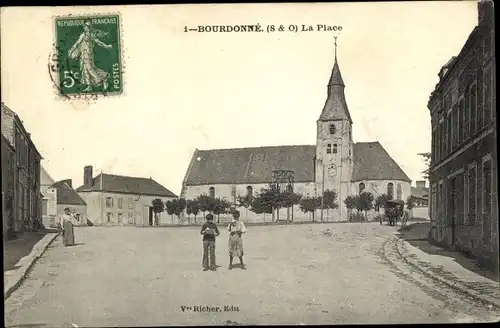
[400,203,410,228]
[227,210,247,270]
[200,213,219,271]
[59,207,75,246]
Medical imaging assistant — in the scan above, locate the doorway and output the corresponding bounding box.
[149,206,154,226]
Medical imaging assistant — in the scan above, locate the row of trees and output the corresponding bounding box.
[151,185,415,224]
[152,196,233,224]
[344,192,415,220]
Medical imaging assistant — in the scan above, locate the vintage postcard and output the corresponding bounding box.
[1,1,498,326]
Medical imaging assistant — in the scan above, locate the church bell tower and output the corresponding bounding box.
[315,38,354,220]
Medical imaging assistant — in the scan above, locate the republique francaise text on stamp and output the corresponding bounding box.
[51,14,123,98]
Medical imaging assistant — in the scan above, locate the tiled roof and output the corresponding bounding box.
[411,186,429,199]
[352,142,412,182]
[184,142,411,185]
[185,145,316,185]
[51,180,87,206]
[76,173,177,198]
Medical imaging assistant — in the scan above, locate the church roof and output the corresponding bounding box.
[319,59,353,123]
[184,142,411,186]
[351,142,411,182]
[185,145,316,185]
[328,60,345,86]
[76,173,177,198]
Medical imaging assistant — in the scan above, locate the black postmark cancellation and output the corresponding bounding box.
[49,14,123,101]
[48,44,104,101]
[180,305,240,313]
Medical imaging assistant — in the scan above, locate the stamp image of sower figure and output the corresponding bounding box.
[54,15,122,97]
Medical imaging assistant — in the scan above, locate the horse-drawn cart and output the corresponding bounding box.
[383,199,405,226]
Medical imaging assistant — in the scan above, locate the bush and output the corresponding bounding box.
[349,212,366,222]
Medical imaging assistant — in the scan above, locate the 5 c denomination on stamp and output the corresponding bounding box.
[51,14,123,98]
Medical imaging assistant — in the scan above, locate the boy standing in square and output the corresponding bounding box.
[201,213,220,271]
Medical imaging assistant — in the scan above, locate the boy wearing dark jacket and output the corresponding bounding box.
[201,214,220,271]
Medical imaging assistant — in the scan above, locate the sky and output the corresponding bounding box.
[1,2,478,195]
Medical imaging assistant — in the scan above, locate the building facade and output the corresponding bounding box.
[76,165,177,226]
[411,180,429,207]
[1,103,43,237]
[181,45,412,222]
[40,165,57,228]
[49,179,88,227]
[428,1,497,267]
[410,180,429,220]
[2,134,16,240]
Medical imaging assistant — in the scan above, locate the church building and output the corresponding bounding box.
[181,43,411,222]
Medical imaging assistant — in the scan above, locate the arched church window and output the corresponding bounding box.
[387,183,394,200]
[396,183,402,200]
[332,144,338,154]
[329,124,336,135]
[246,186,253,199]
[359,182,365,194]
[326,144,332,154]
[209,187,215,198]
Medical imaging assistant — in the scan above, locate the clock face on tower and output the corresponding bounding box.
[328,164,337,177]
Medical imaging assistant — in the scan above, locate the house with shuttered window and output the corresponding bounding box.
[428,1,497,268]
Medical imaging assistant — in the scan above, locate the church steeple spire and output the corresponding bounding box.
[319,37,352,123]
[334,36,338,63]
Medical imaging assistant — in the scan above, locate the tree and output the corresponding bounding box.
[174,198,187,221]
[418,152,431,180]
[191,199,200,223]
[165,200,176,223]
[255,186,281,223]
[323,189,339,221]
[186,199,200,224]
[196,194,212,217]
[344,195,357,220]
[299,196,322,222]
[151,198,164,226]
[276,191,303,223]
[186,201,192,224]
[236,194,252,218]
[356,192,375,220]
[209,197,231,223]
[250,194,273,222]
[375,194,389,212]
[287,192,303,222]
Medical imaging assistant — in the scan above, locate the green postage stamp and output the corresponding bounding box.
[53,14,123,97]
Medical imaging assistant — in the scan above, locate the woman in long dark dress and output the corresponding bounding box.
[59,207,75,246]
[227,211,247,270]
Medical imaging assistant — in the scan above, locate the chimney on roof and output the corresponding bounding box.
[84,165,93,188]
[478,0,493,25]
[416,180,426,189]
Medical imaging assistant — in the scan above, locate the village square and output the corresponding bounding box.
[2,1,498,326]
